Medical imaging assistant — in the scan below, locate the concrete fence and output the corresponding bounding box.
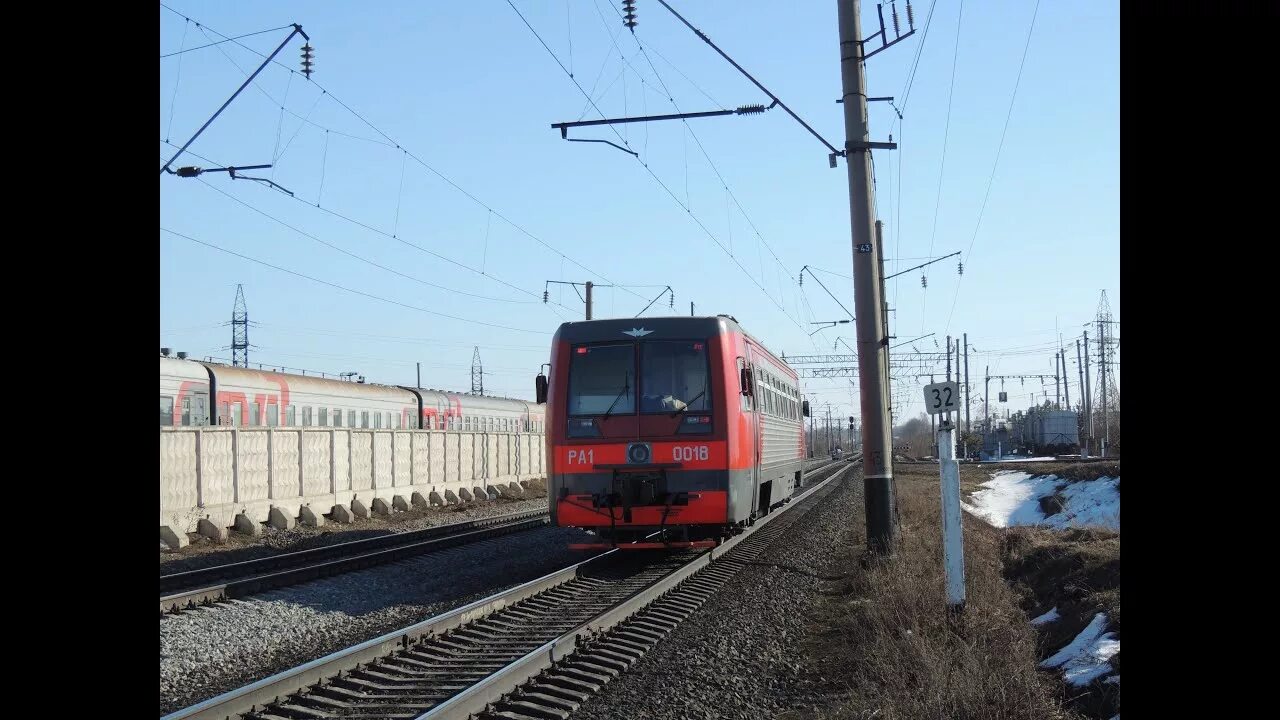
[160,427,547,548]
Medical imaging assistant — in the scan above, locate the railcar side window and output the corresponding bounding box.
[231,402,242,426]
[160,396,175,426]
[287,405,296,426]
[303,407,313,426]
[373,413,382,429]
[361,411,370,428]
[268,404,279,427]
[348,410,357,427]
[251,403,261,426]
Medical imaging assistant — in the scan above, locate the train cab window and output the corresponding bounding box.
[639,341,711,414]
[568,343,636,415]
[287,405,297,426]
[303,407,313,426]
[160,396,175,426]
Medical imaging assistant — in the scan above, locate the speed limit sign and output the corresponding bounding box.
[923,381,960,415]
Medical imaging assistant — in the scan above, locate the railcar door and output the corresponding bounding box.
[744,346,763,519]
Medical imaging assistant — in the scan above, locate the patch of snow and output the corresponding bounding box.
[963,471,1120,530]
[1040,612,1120,686]
[1030,607,1060,626]
[1105,675,1120,685]
[962,472,1059,528]
[980,455,1058,463]
[1055,476,1120,529]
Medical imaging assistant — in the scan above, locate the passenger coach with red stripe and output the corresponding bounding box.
[535,315,810,548]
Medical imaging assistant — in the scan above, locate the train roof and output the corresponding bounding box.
[186,359,535,406]
[552,315,792,372]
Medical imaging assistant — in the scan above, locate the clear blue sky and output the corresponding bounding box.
[159,0,1118,423]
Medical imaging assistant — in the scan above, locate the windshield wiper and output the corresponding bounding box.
[601,373,631,420]
[670,390,706,417]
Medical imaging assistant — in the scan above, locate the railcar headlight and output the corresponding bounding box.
[568,418,600,438]
[626,442,652,464]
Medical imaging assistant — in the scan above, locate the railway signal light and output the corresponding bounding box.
[300,43,314,79]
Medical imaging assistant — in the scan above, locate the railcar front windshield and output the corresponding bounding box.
[639,341,711,414]
[567,343,635,416]
[567,340,711,416]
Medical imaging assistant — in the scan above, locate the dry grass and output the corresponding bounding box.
[1002,527,1120,718]
[807,464,1081,720]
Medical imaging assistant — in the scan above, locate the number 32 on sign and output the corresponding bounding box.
[923,381,960,415]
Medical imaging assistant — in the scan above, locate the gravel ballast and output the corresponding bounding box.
[159,494,550,575]
[158,523,598,716]
[571,468,865,720]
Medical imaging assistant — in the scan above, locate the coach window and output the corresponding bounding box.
[361,411,370,428]
[373,412,382,429]
[303,407,313,426]
[230,402,242,426]
[160,396,175,426]
[251,403,261,426]
[348,410,357,427]
[267,404,279,427]
[393,412,401,430]
[287,405,297,426]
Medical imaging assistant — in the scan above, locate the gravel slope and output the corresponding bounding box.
[159,524,597,716]
[572,468,864,720]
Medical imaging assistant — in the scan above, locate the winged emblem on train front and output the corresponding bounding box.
[622,327,653,337]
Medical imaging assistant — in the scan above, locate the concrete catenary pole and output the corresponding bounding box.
[876,220,892,429]
[984,366,991,434]
[1061,345,1070,411]
[1083,331,1093,448]
[963,333,971,433]
[1097,318,1107,456]
[1054,353,1061,409]
[585,281,593,320]
[1076,339,1087,457]
[837,0,896,552]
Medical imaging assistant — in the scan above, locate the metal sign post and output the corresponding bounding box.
[926,384,966,615]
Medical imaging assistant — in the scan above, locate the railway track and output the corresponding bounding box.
[163,458,854,720]
[160,509,550,614]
